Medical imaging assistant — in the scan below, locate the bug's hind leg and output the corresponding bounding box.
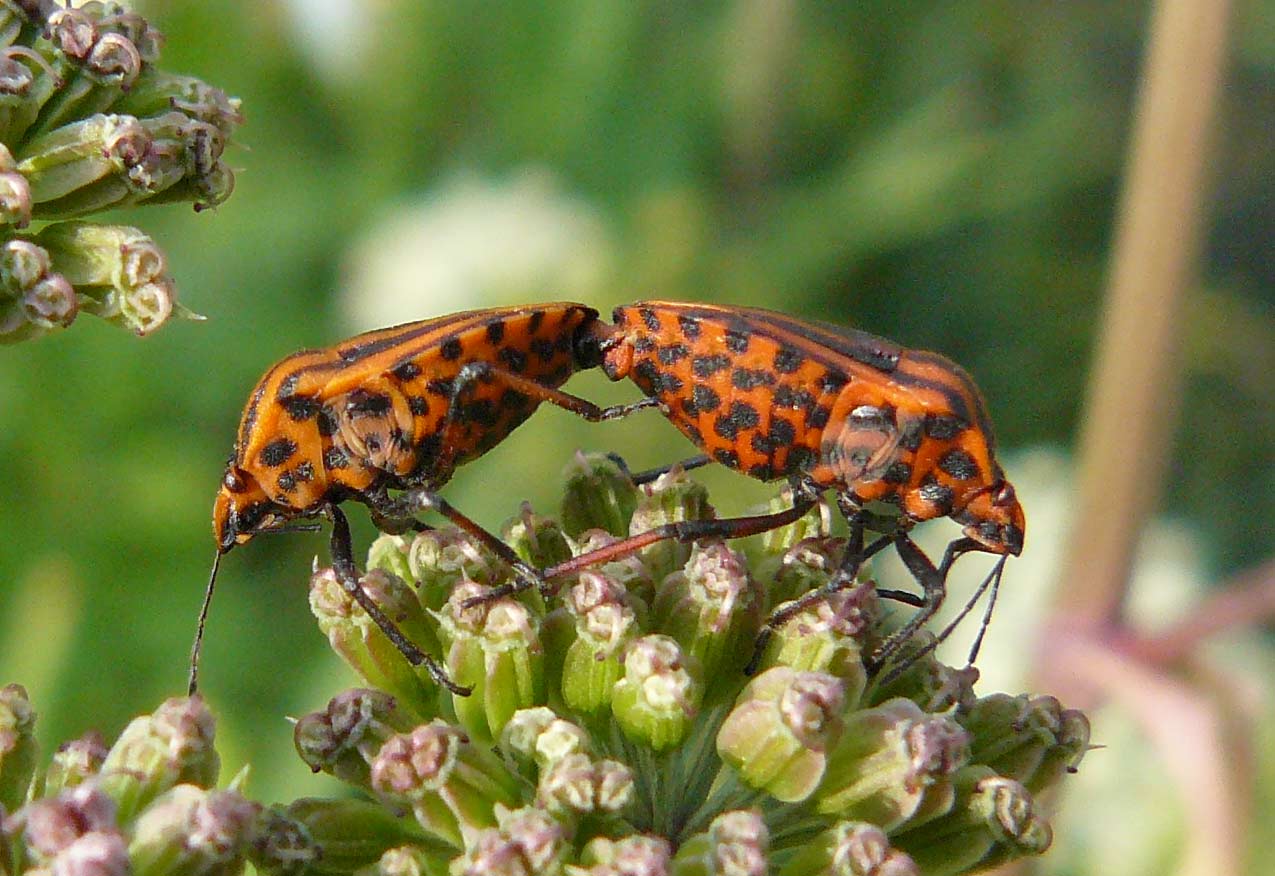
[326,504,471,696]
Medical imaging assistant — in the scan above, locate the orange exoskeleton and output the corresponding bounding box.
[192,303,652,694]
[551,301,1025,674]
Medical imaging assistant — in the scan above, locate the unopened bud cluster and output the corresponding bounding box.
[0,686,311,876]
[295,453,1090,876]
[0,1,241,342]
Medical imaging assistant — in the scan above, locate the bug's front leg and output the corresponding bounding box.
[326,504,471,696]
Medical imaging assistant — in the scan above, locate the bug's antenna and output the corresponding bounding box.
[964,554,1008,667]
[188,550,222,696]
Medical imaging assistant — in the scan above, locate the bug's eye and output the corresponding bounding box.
[223,469,246,492]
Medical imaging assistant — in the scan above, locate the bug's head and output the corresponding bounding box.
[213,464,287,552]
[954,480,1025,556]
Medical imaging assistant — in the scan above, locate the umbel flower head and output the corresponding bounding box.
[292,453,1090,876]
[0,0,242,342]
[0,687,315,876]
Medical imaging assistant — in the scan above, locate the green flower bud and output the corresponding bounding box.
[558,572,638,717]
[740,489,831,565]
[568,531,655,602]
[309,567,440,716]
[75,275,173,334]
[451,807,568,876]
[627,467,713,580]
[281,798,443,875]
[1025,707,1090,795]
[813,699,968,833]
[110,69,243,137]
[19,783,117,863]
[780,821,918,876]
[407,529,498,610]
[958,694,1070,784]
[439,581,545,745]
[246,805,319,876]
[127,785,258,876]
[865,635,977,714]
[47,829,131,876]
[35,221,165,288]
[503,502,573,570]
[366,844,450,876]
[570,835,671,876]
[717,669,844,803]
[366,533,415,587]
[0,683,38,811]
[560,452,639,538]
[293,689,411,790]
[44,731,109,795]
[892,768,1051,876]
[673,810,768,876]
[98,696,219,822]
[369,722,519,848]
[499,708,591,773]
[17,113,151,205]
[757,582,873,701]
[0,168,31,226]
[31,29,143,141]
[536,753,634,819]
[653,541,760,688]
[612,636,701,752]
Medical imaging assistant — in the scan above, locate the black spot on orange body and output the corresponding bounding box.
[217,303,599,549]
[598,301,1020,545]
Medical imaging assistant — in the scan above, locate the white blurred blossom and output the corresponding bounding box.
[341,171,613,333]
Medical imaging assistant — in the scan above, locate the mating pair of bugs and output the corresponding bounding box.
[190,301,1025,696]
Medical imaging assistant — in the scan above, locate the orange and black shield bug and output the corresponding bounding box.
[190,303,653,695]
[552,301,1024,675]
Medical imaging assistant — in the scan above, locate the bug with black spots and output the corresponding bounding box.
[545,301,1026,675]
[191,303,653,695]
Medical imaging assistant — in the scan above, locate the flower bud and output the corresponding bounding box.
[127,785,258,876]
[891,768,1051,876]
[451,807,568,876]
[44,731,109,795]
[50,829,130,876]
[717,669,844,802]
[19,783,116,862]
[246,805,319,876]
[653,541,760,688]
[111,70,243,137]
[866,634,977,714]
[293,689,411,790]
[439,581,545,745]
[18,113,151,206]
[366,533,415,587]
[813,698,969,833]
[0,168,31,226]
[1024,707,1090,795]
[958,694,1069,784]
[612,636,701,752]
[741,489,831,564]
[571,835,671,876]
[407,529,498,610]
[277,797,448,874]
[500,708,591,773]
[35,222,166,289]
[503,502,573,570]
[309,567,441,715]
[560,452,639,538]
[370,722,519,848]
[672,810,768,876]
[536,752,634,819]
[757,580,873,701]
[568,530,655,602]
[98,696,218,822]
[370,844,451,876]
[558,572,638,716]
[0,682,38,811]
[781,822,918,876]
[627,467,713,580]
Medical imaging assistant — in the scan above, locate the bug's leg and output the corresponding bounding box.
[866,536,982,676]
[742,513,896,674]
[540,493,822,584]
[452,361,660,424]
[327,504,472,696]
[621,453,714,486]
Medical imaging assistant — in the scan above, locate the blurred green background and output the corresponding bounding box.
[1,0,1273,871]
